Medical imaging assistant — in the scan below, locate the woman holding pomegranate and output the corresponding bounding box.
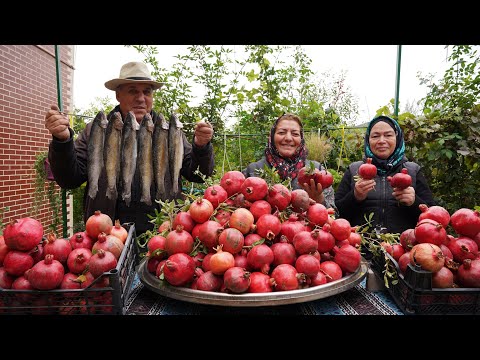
[335,115,436,234]
[44,62,215,235]
[242,113,336,210]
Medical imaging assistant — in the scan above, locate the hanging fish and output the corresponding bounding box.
[87,111,108,199]
[137,113,154,205]
[104,111,123,201]
[120,111,138,206]
[153,113,169,201]
[168,113,184,196]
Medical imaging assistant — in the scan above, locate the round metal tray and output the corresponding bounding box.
[138,257,368,307]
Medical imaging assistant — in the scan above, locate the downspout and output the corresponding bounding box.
[54,45,68,238]
[394,45,402,118]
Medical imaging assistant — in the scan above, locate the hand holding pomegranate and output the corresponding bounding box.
[392,186,415,206]
[301,178,325,204]
[354,178,376,201]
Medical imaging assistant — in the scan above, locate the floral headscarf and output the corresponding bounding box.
[265,113,307,180]
[364,115,406,175]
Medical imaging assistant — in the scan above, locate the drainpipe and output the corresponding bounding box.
[54,45,68,238]
[394,45,402,118]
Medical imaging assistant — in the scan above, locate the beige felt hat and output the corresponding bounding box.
[104,61,164,91]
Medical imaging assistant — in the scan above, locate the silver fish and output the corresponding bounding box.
[87,111,108,199]
[104,112,123,201]
[153,113,169,201]
[168,113,184,196]
[120,111,138,206]
[137,113,154,205]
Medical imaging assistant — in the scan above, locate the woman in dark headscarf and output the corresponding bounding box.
[335,115,436,234]
[242,113,336,210]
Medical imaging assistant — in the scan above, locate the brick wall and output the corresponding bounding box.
[0,45,74,235]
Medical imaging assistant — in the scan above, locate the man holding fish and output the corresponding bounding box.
[44,61,214,234]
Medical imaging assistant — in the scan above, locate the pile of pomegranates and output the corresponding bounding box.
[145,170,363,294]
[0,211,129,314]
[377,204,480,289]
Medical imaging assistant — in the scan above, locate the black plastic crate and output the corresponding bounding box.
[0,223,138,315]
[371,251,480,315]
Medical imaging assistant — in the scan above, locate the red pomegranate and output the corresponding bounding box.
[189,198,214,224]
[450,208,480,239]
[417,204,450,228]
[248,272,274,293]
[220,170,245,197]
[172,211,196,234]
[358,158,377,180]
[85,210,113,240]
[265,183,291,211]
[229,208,254,235]
[409,243,444,273]
[333,244,361,273]
[165,225,194,256]
[27,254,65,290]
[249,200,272,222]
[271,264,303,291]
[163,253,196,287]
[387,168,412,189]
[223,267,251,293]
[204,185,228,209]
[241,176,268,202]
[110,220,128,243]
[3,217,44,252]
[255,214,282,241]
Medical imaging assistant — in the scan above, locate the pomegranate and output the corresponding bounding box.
[218,227,244,254]
[223,266,251,293]
[457,259,480,288]
[398,251,411,274]
[203,185,228,209]
[306,203,329,226]
[196,270,223,292]
[414,219,446,246]
[88,249,118,278]
[315,169,334,189]
[244,233,263,247]
[432,266,454,288]
[189,198,214,224]
[399,228,417,251]
[330,218,352,241]
[295,254,320,278]
[0,267,15,288]
[43,232,72,265]
[69,231,94,250]
[241,176,268,202]
[92,232,124,260]
[271,264,303,291]
[209,245,235,275]
[229,208,254,235]
[248,272,274,293]
[333,244,361,273]
[409,243,444,273]
[246,244,274,274]
[358,158,377,180]
[249,200,272,222]
[446,236,478,263]
[290,189,315,213]
[298,165,319,187]
[110,220,128,243]
[163,253,196,287]
[450,208,480,239]
[164,225,194,256]
[85,210,113,240]
[265,183,291,211]
[3,217,43,252]
[234,252,248,268]
[255,214,282,241]
[27,254,65,290]
[214,209,231,227]
[292,230,318,255]
[315,225,336,253]
[0,236,8,266]
[279,214,307,243]
[387,168,412,189]
[271,240,297,266]
[417,204,450,228]
[220,170,245,196]
[319,261,343,282]
[310,271,327,286]
[201,253,214,272]
[3,250,34,277]
[196,220,223,251]
[66,248,92,274]
[172,211,196,234]
[147,235,167,259]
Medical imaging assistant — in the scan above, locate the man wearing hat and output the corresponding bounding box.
[44,61,215,235]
